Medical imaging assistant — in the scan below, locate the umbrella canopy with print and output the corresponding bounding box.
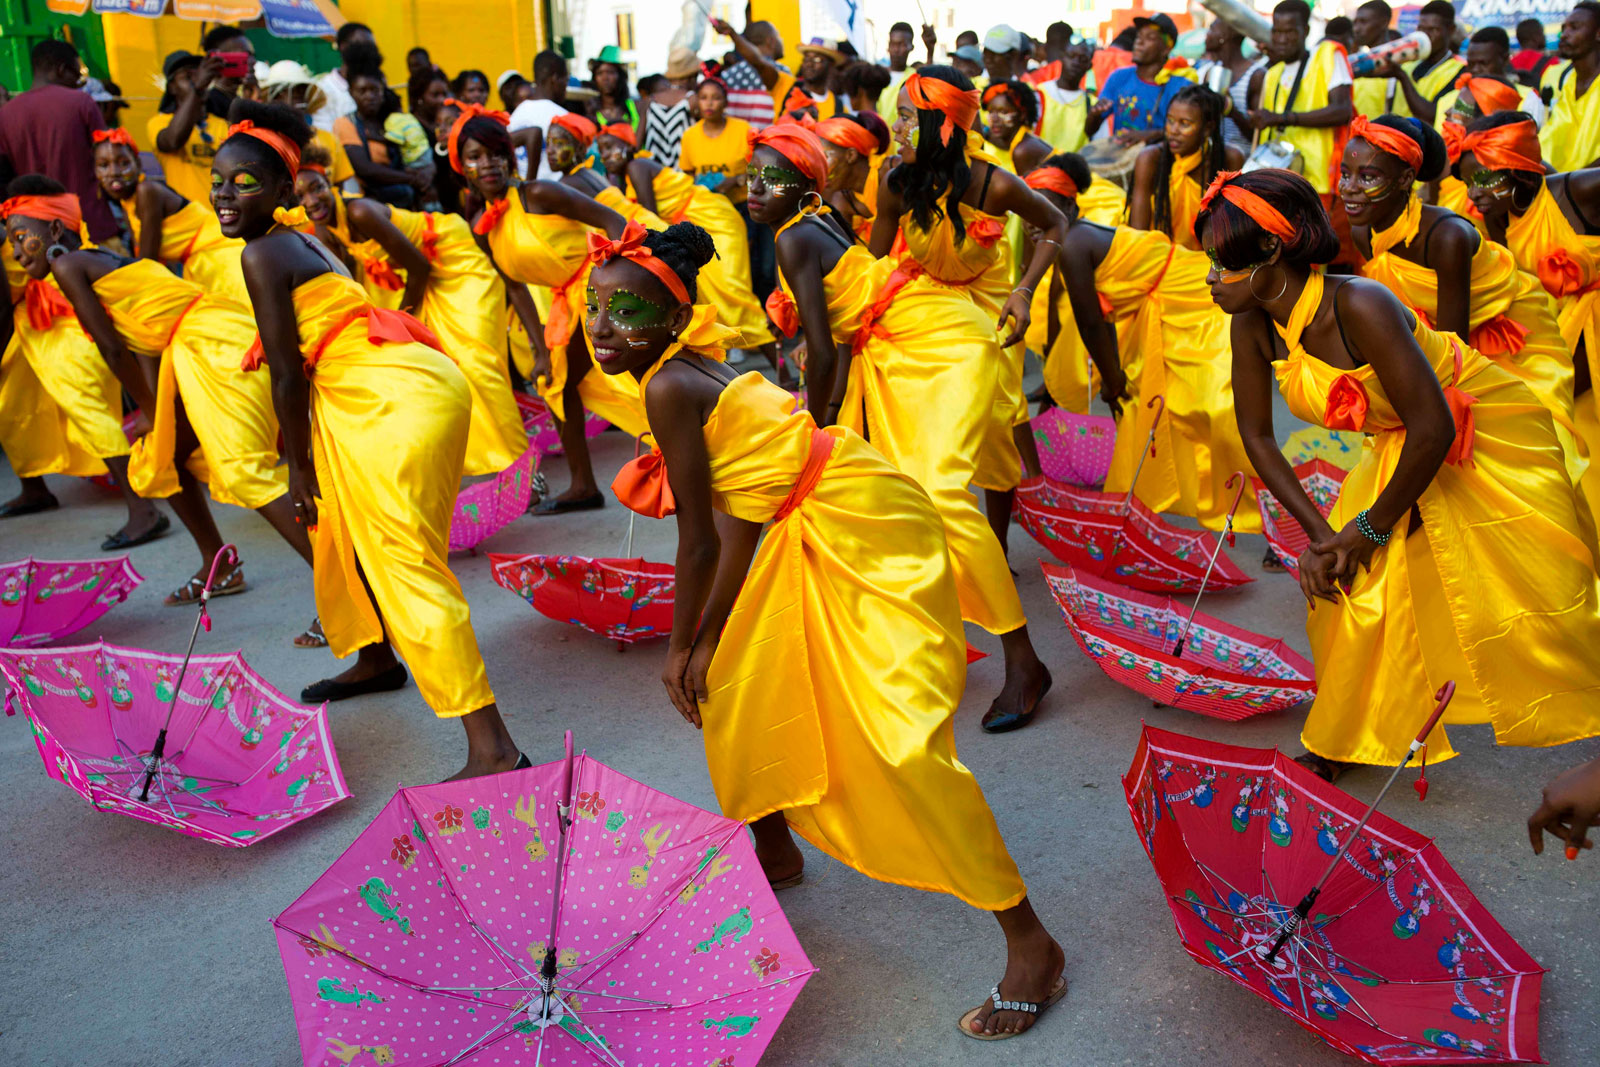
[517,393,611,459]
[1254,460,1348,575]
[1283,428,1365,471]
[2,555,143,647]
[1031,408,1117,488]
[450,445,540,553]
[0,640,348,845]
[274,733,815,1066]
[1124,725,1544,1065]
[490,553,675,645]
[1044,563,1314,719]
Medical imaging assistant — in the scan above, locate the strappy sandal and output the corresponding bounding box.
[958,976,1068,1040]
[527,470,549,512]
[1294,752,1352,784]
[164,564,247,606]
[293,618,328,649]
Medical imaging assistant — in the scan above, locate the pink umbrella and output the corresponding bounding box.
[450,444,540,554]
[2,555,143,647]
[274,732,816,1065]
[1031,407,1117,488]
[1253,460,1348,576]
[517,392,610,458]
[0,547,349,846]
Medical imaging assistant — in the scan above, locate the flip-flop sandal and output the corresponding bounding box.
[164,564,247,606]
[1262,550,1290,573]
[533,493,604,515]
[958,976,1069,1040]
[101,513,171,551]
[301,663,409,704]
[293,619,328,649]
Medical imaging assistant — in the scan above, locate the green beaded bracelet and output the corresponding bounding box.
[1355,509,1391,546]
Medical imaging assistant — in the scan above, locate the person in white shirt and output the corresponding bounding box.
[311,21,374,132]
[508,51,569,180]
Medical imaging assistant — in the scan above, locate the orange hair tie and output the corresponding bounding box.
[1198,171,1297,242]
[1025,166,1079,199]
[447,103,511,176]
[746,123,830,186]
[600,123,637,148]
[1458,119,1543,174]
[905,72,979,147]
[551,113,599,150]
[91,128,137,149]
[586,218,690,305]
[0,192,83,230]
[1454,73,1522,116]
[812,116,878,157]
[1350,115,1424,171]
[226,120,301,177]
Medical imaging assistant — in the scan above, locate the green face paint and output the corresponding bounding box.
[586,286,670,331]
[750,164,804,189]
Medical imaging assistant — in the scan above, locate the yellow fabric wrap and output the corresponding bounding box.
[95,260,284,509]
[1274,271,1600,765]
[1166,150,1204,251]
[1258,41,1349,194]
[661,365,1027,911]
[1059,227,1259,532]
[786,235,1027,635]
[1540,69,1600,173]
[124,196,249,308]
[286,272,496,719]
[1434,178,1487,238]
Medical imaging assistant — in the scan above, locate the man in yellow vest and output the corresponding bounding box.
[1433,26,1547,130]
[1038,39,1095,154]
[1541,1,1600,171]
[1381,0,1465,124]
[1350,0,1395,118]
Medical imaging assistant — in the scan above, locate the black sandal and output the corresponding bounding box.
[102,513,171,551]
[0,493,60,519]
[301,664,409,704]
[533,492,604,515]
[1294,751,1352,784]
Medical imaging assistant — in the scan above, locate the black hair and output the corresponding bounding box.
[1358,0,1393,19]
[455,114,513,166]
[1036,152,1091,221]
[201,24,248,52]
[887,65,975,245]
[408,47,430,60]
[1152,85,1228,239]
[409,67,449,110]
[221,99,313,184]
[837,61,891,101]
[1047,22,1073,44]
[1577,1,1600,18]
[336,22,373,49]
[1515,19,1545,44]
[845,110,891,154]
[343,42,386,84]
[1469,26,1510,51]
[1195,169,1339,270]
[1367,113,1448,180]
[1274,0,1312,26]
[452,69,488,95]
[1419,1,1456,25]
[987,79,1040,126]
[636,74,663,97]
[889,21,914,37]
[300,140,334,172]
[6,174,67,198]
[592,61,632,104]
[639,222,716,303]
[533,50,568,83]
[956,30,980,47]
[30,39,78,74]
[1326,17,1353,38]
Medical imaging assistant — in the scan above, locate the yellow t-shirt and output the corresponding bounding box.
[147,111,231,207]
[1541,66,1600,172]
[677,118,752,204]
[771,72,838,121]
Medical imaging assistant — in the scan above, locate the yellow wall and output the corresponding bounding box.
[339,0,546,88]
[749,0,800,60]
[100,15,220,156]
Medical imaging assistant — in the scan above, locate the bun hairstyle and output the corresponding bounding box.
[1368,114,1448,181]
[641,222,717,303]
[6,174,68,198]
[223,99,312,183]
[846,110,890,155]
[1195,169,1340,271]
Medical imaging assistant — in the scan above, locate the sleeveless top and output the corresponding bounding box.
[480,185,590,289]
[641,99,691,168]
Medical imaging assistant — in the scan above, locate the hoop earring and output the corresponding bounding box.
[45,243,69,262]
[799,190,824,217]
[1248,264,1288,303]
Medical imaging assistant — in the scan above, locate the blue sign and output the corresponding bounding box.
[260,0,340,39]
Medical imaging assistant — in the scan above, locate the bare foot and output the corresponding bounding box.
[750,811,804,885]
[966,930,1066,1038]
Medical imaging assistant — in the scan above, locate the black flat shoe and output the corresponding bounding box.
[533,493,604,515]
[981,673,1054,734]
[514,752,532,770]
[301,664,408,704]
[0,494,59,519]
[101,513,171,551]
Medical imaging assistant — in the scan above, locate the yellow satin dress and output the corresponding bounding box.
[1052,227,1260,532]
[481,186,647,436]
[778,221,1026,635]
[324,200,524,476]
[0,251,128,478]
[1164,150,1204,251]
[94,259,284,509]
[283,272,495,719]
[1434,177,1487,238]
[1276,272,1600,765]
[122,194,249,308]
[629,166,774,346]
[634,331,1026,911]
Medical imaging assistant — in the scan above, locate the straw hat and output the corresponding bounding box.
[260,59,326,112]
[797,38,845,64]
[664,47,701,80]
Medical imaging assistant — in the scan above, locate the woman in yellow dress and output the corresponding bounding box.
[544,114,665,228]
[215,102,524,779]
[595,121,784,383]
[1201,168,1600,780]
[752,123,1052,734]
[589,218,1065,1039]
[1127,85,1244,252]
[0,191,160,543]
[293,144,526,478]
[810,112,893,244]
[89,129,250,308]
[451,106,644,513]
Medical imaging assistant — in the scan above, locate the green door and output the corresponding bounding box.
[1,1,112,92]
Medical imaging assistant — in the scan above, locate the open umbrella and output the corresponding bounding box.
[46,1,345,37]
[0,547,348,846]
[450,444,541,554]
[1283,428,1365,471]
[274,731,815,1066]
[3,555,143,648]
[1254,460,1348,575]
[517,392,611,459]
[1123,703,1545,1065]
[1031,407,1117,488]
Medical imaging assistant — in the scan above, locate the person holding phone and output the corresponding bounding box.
[150,26,257,208]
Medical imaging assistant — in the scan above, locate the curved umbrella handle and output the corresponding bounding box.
[1146,393,1166,455]
[198,544,239,633]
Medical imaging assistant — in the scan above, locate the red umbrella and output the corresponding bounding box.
[1031,407,1117,488]
[1123,696,1546,1065]
[1254,460,1348,575]
[490,552,676,646]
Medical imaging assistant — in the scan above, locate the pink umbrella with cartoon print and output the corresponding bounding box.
[274,731,815,1066]
[2,555,143,647]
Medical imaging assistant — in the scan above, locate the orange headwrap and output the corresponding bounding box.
[1458,119,1544,174]
[0,193,83,230]
[226,120,301,177]
[747,123,829,186]
[447,103,511,176]
[551,113,599,150]
[1025,166,1079,200]
[600,123,637,148]
[300,162,328,177]
[1454,73,1523,116]
[782,85,818,116]
[1198,171,1296,242]
[1350,115,1424,171]
[905,71,980,148]
[1441,120,1466,164]
[586,218,690,305]
[91,128,137,150]
[981,82,1028,115]
[812,116,878,157]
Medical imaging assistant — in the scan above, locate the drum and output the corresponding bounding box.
[1080,139,1143,191]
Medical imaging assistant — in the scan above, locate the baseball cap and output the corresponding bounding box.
[163,50,203,80]
[496,68,525,91]
[952,44,984,64]
[1133,14,1180,43]
[983,25,1023,53]
[83,77,127,107]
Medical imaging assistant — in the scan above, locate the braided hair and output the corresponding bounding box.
[1151,85,1228,239]
[641,222,717,303]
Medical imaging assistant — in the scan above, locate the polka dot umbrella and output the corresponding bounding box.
[274,732,815,1065]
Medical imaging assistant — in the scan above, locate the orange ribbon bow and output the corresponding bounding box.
[586,219,690,304]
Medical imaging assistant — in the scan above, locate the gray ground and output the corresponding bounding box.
[1,364,1594,1067]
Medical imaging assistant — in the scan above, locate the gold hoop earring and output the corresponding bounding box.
[799,190,824,217]
[1248,264,1288,303]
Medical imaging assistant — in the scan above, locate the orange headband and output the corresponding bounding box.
[747,123,830,186]
[300,162,328,177]
[1198,171,1296,242]
[1458,119,1543,174]
[0,192,83,230]
[551,113,598,150]
[1350,115,1424,171]
[812,116,877,157]
[1454,73,1522,116]
[91,128,137,150]
[905,72,979,148]
[781,85,818,116]
[586,219,690,305]
[447,103,510,176]
[1025,166,1079,199]
[227,120,301,177]
[600,123,637,148]
[1441,120,1466,164]
[981,83,1029,117]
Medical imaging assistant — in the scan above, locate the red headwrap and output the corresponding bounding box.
[1458,119,1544,174]
[599,123,637,148]
[1350,115,1424,171]
[300,162,328,177]
[1454,73,1523,116]
[91,128,137,150]
[446,103,511,176]
[0,193,83,230]
[1198,172,1296,242]
[227,120,301,177]
[551,113,599,150]
[1025,166,1079,199]
[746,123,830,186]
[905,72,980,148]
[586,218,690,305]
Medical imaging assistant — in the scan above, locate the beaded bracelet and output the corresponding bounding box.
[1355,509,1391,546]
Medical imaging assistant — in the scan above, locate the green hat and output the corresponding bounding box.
[591,45,625,67]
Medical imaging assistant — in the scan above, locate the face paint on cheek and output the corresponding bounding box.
[608,289,670,330]
[21,233,43,258]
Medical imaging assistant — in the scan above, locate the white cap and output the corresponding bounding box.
[983,24,1022,53]
[496,68,524,90]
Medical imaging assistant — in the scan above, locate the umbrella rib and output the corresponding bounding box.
[270,919,523,1010]
[439,997,529,1066]
[1308,844,1430,935]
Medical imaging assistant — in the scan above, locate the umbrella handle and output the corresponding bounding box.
[1172,472,1246,657]
[1118,393,1166,517]
[197,544,240,633]
[1413,681,1455,748]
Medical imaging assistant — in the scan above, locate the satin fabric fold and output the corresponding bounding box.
[123,196,250,308]
[1166,150,1204,250]
[1273,271,1600,765]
